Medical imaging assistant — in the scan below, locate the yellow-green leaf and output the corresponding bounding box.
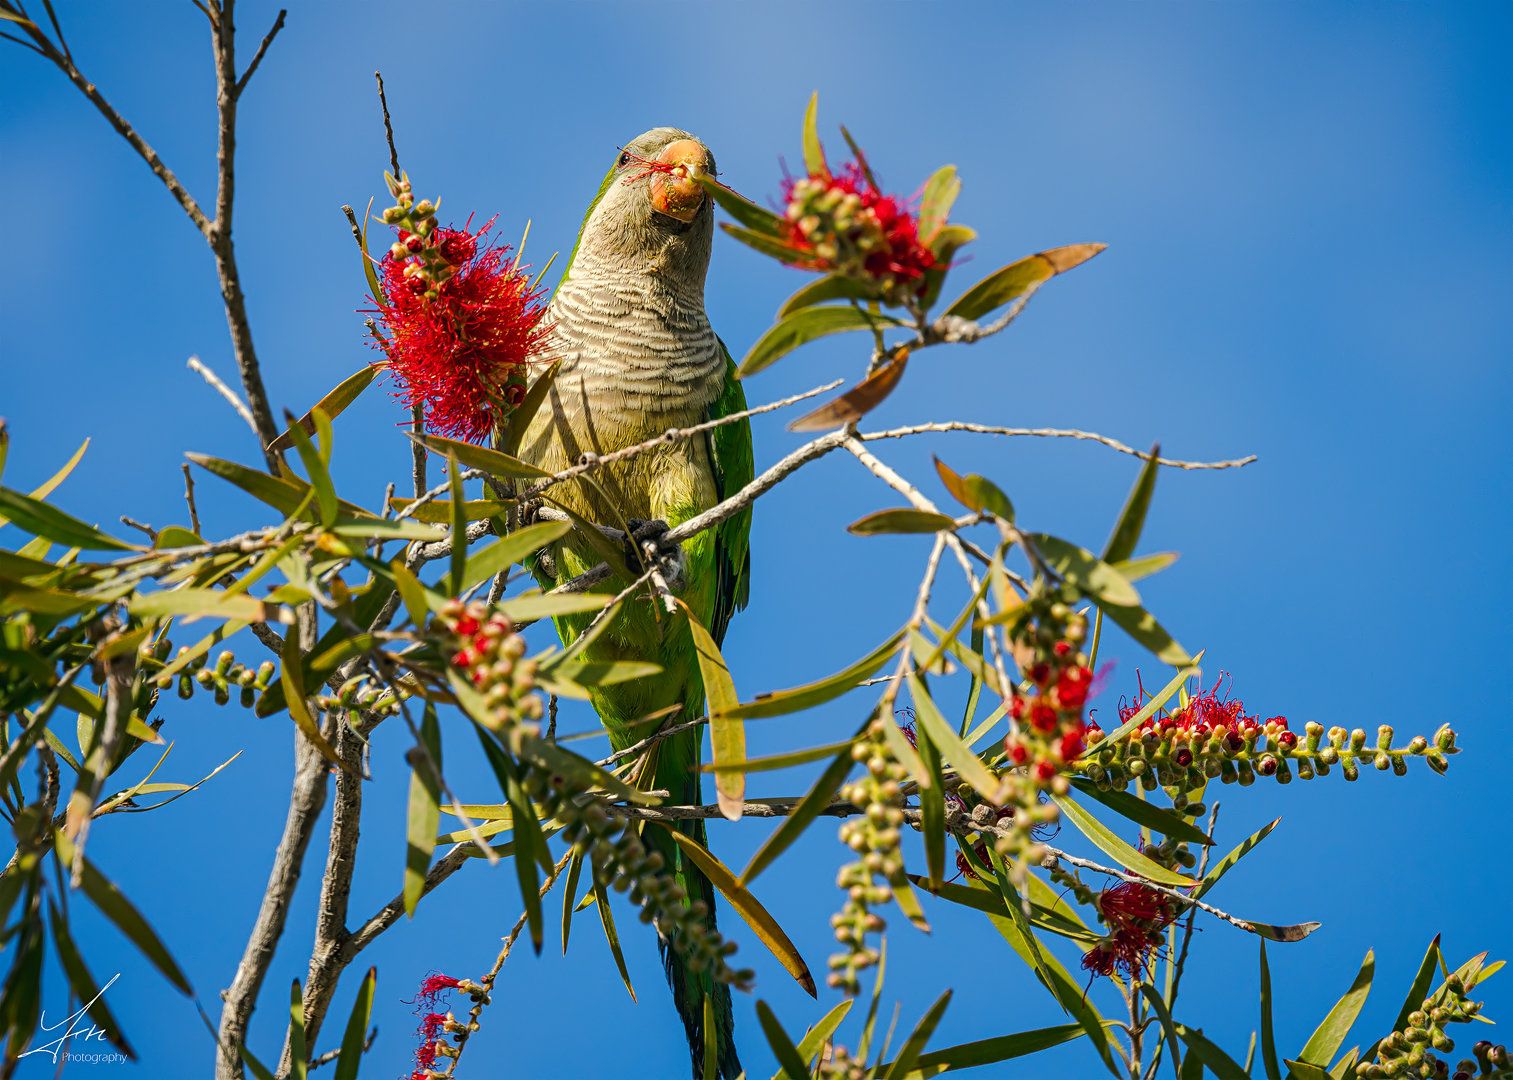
[682,602,744,820]
[945,244,1106,321]
[848,509,958,536]
[1048,794,1195,887]
[723,630,903,719]
[267,366,379,455]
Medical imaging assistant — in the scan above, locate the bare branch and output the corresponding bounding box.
[1034,844,1256,934]
[859,422,1257,471]
[233,7,285,98]
[410,402,427,498]
[181,463,202,536]
[343,846,471,960]
[374,71,400,178]
[119,516,157,542]
[188,355,260,435]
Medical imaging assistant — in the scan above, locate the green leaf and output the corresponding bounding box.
[515,726,660,806]
[653,823,815,996]
[723,630,903,719]
[702,738,857,775]
[502,360,560,456]
[849,509,959,536]
[53,831,192,995]
[497,591,611,626]
[390,559,429,627]
[285,409,338,528]
[328,517,444,541]
[483,734,546,951]
[405,703,443,918]
[153,526,204,549]
[908,876,1096,945]
[907,672,1001,802]
[1069,777,1213,845]
[186,453,309,519]
[1048,794,1196,887]
[1392,935,1443,1033]
[1028,533,1142,607]
[1297,950,1373,1068]
[777,275,876,318]
[933,457,1013,523]
[739,305,902,378]
[561,850,585,955]
[1112,551,1179,583]
[1103,446,1160,564]
[268,366,380,454]
[703,991,717,1080]
[413,434,551,479]
[540,495,635,583]
[47,900,134,1058]
[0,486,136,551]
[130,588,274,623]
[1177,1024,1252,1080]
[945,244,1106,321]
[280,631,350,773]
[1285,1061,1335,1080]
[1195,817,1280,899]
[239,1044,277,1080]
[1330,1049,1360,1080]
[683,603,745,820]
[758,1000,813,1080]
[1095,596,1193,667]
[916,721,947,886]
[1261,939,1283,1080]
[1140,984,1185,1080]
[801,91,827,176]
[770,999,853,1080]
[1089,663,1200,753]
[918,165,960,243]
[457,520,572,593]
[0,436,88,531]
[332,966,376,1080]
[448,453,467,595]
[721,222,808,265]
[289,978,308,1080]
[0,581,97,616]
[741,719,861,884]
[540,659,660,693]
[592,858,636,1002]
[885,990,952,1080]
[694,173,786,238]
[882,1022,1088,1078]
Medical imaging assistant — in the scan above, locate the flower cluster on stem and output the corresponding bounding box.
[1356,973,1485,1079]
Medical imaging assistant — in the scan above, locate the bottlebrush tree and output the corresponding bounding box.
[0,5,1503,1080]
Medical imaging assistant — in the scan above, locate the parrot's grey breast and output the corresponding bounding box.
[543,250,723,425]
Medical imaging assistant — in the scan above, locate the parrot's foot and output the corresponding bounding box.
[626,519,687,593]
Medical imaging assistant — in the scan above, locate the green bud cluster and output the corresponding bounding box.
[785,177,888,281]
[379,170,454,301]
[828,717,907,995]
[438,599,751,990]
[149,641,275,708]
[311,674,406,718]
[1468,1041,1512,1078]
[1357,975,1485,1078]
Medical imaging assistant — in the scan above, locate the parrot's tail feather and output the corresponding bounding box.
[646,815,742,1080]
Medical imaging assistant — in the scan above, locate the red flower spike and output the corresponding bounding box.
[375,220,551,444]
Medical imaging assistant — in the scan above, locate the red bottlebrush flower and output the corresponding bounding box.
[1029,663,1051,686]
[404,974,462,1078]
[1008,742,1029,765]
[1009,695,1028,720]
[1055,666,1093,709]
[1277,730,1298,749]
[1084,721,1105,743]
[1034,760,1057,781]
[1029,702,1059,733]
[374,219,551,444]
[1083,879,1181,980]
[1058,730,1085,763]
[1173,746,1194,768]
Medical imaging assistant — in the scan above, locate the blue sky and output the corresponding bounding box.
[2,2,1510,1077]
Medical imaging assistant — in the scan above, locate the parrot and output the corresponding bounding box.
[518,127,753,1080]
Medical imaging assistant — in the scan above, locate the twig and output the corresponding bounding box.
[188,355,259,437]
[1167,802,1218,1009]
[232,7,285,97]
[859,423,1256,471]
[411,402,427,498]
[342,846,471,960]
[181,463,202,535]
[925,279,1046,345]
[119,516,157,542]
[561,566,657,660]
[1034,843,1254,933]
[308,1027,375,1071]
[374,71,400,178]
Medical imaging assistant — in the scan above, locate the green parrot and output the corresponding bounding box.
[520,127,753,1080]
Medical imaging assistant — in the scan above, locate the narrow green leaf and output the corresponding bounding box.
[1195,818,1280,899]
[404,703,443,918]
[328,517,443,541]
[758,1000,813,1080]
[1029,533,1141,607]
[1297,950,1373,1068]
[703,991,717,1080]
[1260,939,1282,1080]
[654,823,816,996]
[332,966,376,1080]
[516,727,660,806]
[152,526,203,549]
[1049,794,1196,887]
[693,173,786,238]
[801,91,827,176]
[722,630,904,719]
[702,738,857,775]
[945,244,1106,321]
[503,359,561,455]
[770,999,853,1080]
[885,990,952,1080]
[460,520,572,592]
[447,453,467,595]
[739,305,902,378]
[683,604,745,820]
[741,724,859,884]
[777,274,876,318]
[289,979,308,1080]
[47,900,134,1058]
[239,1044,277,1080]
[1330,1048,1360,1080]
[486,737,545,952]
[540,495,634,582]
[881,1022,1087,1077]
[1087,663,1200,754]
[497,592,611,627]
[280,632,350,773]
[130,588,274,623]
[0,436,88,530]
[1095,595,1194,667]
[1103,446,1160,564]
[1285,1062,1335,1080]
[268,367,379,454]
[916,722,947,886]
[1141,983,1184,1079]
[917,165,960,243]
[186,453,311,521]
[390,559,429,627]
[388,497,512,524]
[0,486,136,551]
[908,672,1000,801]
[413,434,551,479]
[561,849,585,955]
[1177,1024,1252,1080]
[54,831,192,995]
[849,509,959,536]
[539,658,659,690]
[1112,551,1180,583]
[592,860,636,1002]
[285,410,338,528]
[1069,777,1213,845]
[1392,936,1443,1034]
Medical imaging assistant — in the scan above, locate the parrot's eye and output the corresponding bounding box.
[617,152,631,167]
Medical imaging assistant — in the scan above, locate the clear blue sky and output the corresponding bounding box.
[2,2,1509,1077]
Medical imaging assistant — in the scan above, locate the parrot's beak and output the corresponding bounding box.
[649,139,710,223]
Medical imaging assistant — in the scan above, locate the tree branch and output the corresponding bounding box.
[859,423,1257,471]
[233,7,284,98]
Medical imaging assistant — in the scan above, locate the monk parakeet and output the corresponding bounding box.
[520,128,752,1080]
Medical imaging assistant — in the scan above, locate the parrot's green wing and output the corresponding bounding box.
[706,337,753,647]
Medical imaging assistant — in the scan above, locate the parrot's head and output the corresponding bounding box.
[576,127,717,283]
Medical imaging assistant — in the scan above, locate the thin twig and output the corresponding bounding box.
[181,463,201,535]
[308,1027,375,1071]
[232,8,285,97]
[859,423,1256,471]
[188,355,259,436]
[119,516,157,542]
[375,71,400,178]
[1034,844,1254,933]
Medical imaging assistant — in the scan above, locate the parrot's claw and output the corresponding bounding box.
[626,519,687,593]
